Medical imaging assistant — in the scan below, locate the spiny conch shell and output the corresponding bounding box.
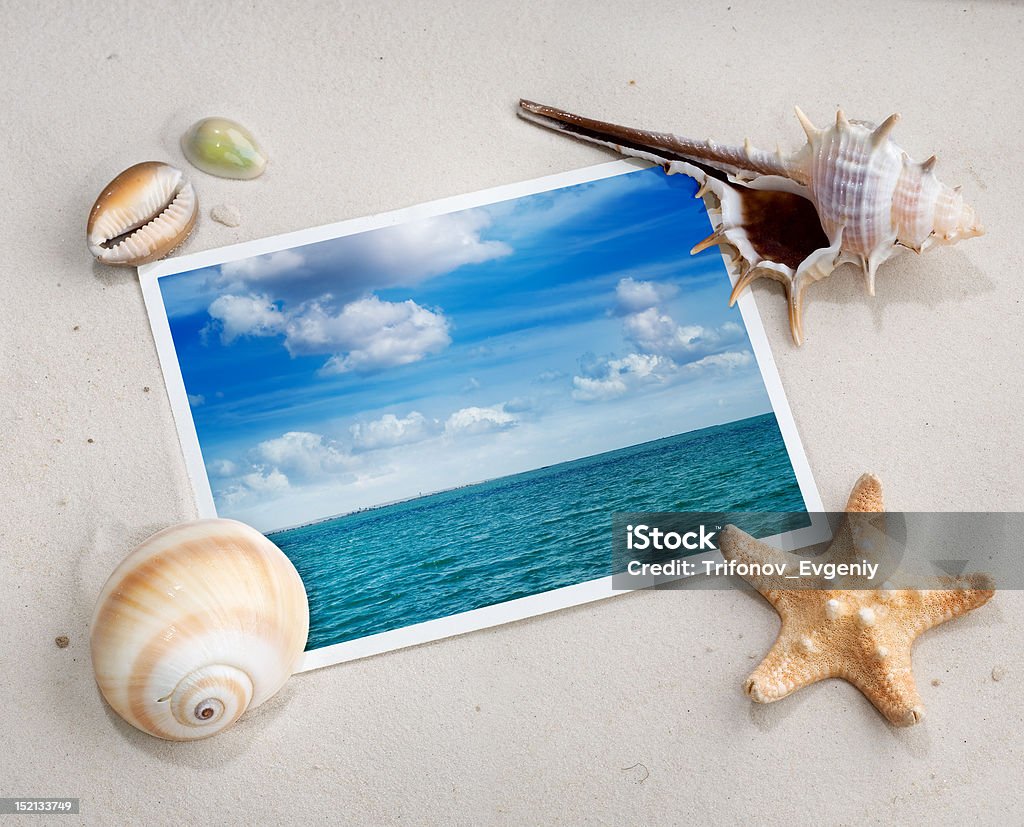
[90,519,309,741]
[518,100,984,345]
[87,162,198,267]
[181,117,268,180]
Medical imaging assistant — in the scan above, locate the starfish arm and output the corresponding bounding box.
[822,473,889,575]
[824,513,893,579]
[845,473,884,512]
[718,525,797,603]
[846,647,925,726]
[911,574,996,634]
[744,630,830,703]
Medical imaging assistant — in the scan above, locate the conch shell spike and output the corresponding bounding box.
[728,265,762,307]
[691,227,728,255]
[794,105,818,140]
[921,155,937,173]
[836,109,850,129]
[787,277,808,346]
[871,113,901,146]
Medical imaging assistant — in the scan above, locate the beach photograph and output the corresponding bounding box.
[6,3,1021,824]
[156,164,812,652]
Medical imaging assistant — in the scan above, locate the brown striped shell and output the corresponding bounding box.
[90,519,308,741]
[87,162,198,266]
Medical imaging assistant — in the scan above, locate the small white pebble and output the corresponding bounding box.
[876,645,889,659]
[210,203,242,227]
[825,598,842,619]
[992,667,1005,682]
[858,607,876,627]
[800,636,816,653]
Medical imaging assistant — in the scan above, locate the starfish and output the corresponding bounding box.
[719,473,994,726]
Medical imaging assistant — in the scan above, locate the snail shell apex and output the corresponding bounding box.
[90,519,308,741]
[87,162,198,267]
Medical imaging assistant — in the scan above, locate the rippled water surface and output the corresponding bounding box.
[270,413,807,650]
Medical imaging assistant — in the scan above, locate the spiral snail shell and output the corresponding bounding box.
[90,519,308,741]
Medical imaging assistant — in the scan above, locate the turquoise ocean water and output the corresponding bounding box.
[269,412,807,650]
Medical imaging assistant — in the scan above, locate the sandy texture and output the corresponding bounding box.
[1,1,1021,823]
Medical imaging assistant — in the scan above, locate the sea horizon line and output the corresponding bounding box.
[264,410,773,536]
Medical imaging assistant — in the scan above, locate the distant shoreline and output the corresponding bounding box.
[266,477,498,536]
[266,411,772,536]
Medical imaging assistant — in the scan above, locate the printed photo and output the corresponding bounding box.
[141,161,823,669]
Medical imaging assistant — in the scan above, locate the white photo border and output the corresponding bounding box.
[139,159,828,672]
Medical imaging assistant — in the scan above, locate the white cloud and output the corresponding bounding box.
[503,397,535,414]
[187,393,206,406]
[614,277,678,314]
[623,308,704,357]
[214,210,510,305]
[220,467,291,505]
[571,375,627,402]
[241,468,290,493]
[207,294,285,343]
[622,309,743,361]
[572,353,669,402]
[252,431,350,479]
[682,350,754,372]
[303,296,451,374]
[445,404,517,435]
[207,293,451,375]
[350,412,437,451]
[206,208,510,375]
[366,211,512,283]
[208,458,240,477]
[571,278,752,403]
[571,347,750,402]
[220,250,305,287]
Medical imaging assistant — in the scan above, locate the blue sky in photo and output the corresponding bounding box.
[159,165,774,532]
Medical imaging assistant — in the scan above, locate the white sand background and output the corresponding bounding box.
[1,1,1021,823]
